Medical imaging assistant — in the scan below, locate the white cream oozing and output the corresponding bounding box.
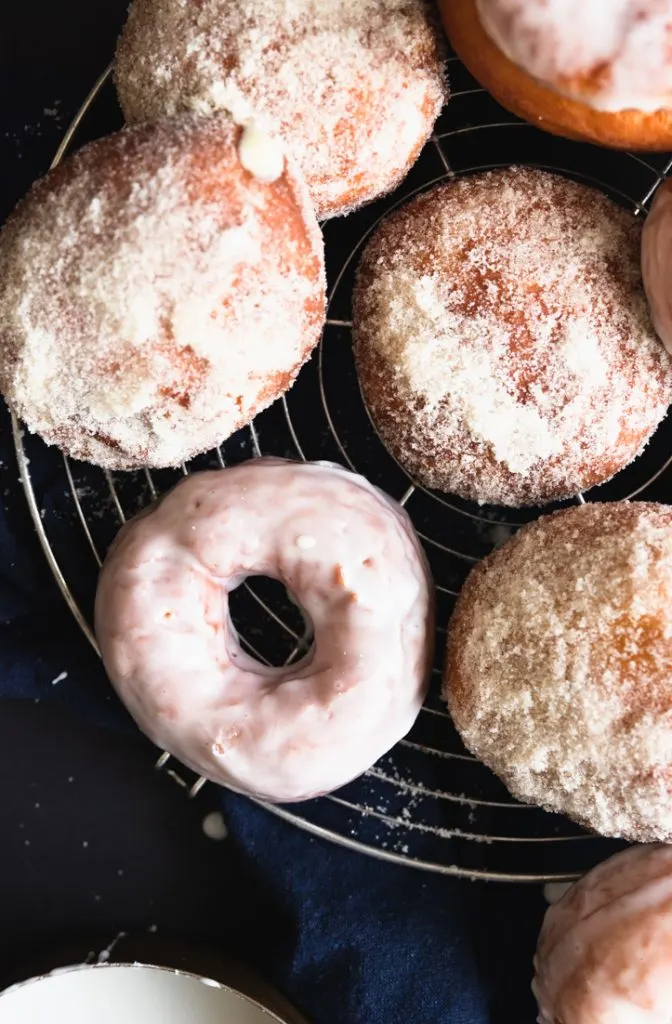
[237,124,284,183]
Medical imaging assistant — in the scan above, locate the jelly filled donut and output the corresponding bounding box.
[114,0,447,220]
[438,0,672,150]
[353,168,672,507]
[95,459,434,803]
[534,844,672,1023]
[445,501,672,841]
[0,114,325,470]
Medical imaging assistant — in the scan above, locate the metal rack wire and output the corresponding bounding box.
[13,58,672,881]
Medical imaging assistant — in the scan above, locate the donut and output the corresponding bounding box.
[445,501,672,841]
[94,458,434,803]
[438,0,672,150]
[352,168,672,507]
[113,0,447,220]
[534,844,672,1022]
[0,114,325,470]
[642,177,672,354]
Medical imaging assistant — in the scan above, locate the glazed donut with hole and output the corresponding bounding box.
[95,458,434,803]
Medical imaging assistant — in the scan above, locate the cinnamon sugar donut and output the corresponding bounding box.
[438,0,672,150]
[114,0,447,220]
[445,502,672,842]
[0,114,325,469]
[534,844,672,1022]
[352,168,672,507]
[95,459,433,803]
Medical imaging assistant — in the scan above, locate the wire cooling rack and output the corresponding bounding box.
[12,56,672,881]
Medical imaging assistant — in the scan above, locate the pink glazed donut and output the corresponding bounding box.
[642,177,672,355]
[94,458,434,803]
[533,844,672,1023]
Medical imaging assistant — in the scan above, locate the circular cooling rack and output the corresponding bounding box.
[13,55,672,881]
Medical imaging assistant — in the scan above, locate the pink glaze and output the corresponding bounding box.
[477,0,672,113]
[94,458,433,803]
[642,178,672,354]
[533,845,672,1023]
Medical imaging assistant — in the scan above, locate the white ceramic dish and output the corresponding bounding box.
[0,962,290,1022]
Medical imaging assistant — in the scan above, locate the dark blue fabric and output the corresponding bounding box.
[0,60,545,1024]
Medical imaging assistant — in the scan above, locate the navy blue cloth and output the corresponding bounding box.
[0,26,546,1024]
[0,401,544,1024]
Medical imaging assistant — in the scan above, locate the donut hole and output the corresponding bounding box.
[228,575,313,667]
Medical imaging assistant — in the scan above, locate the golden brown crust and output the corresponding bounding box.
[437,0,672,150]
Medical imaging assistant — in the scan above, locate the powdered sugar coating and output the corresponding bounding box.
[534,844,672,1023]
[353,168,672,507]
[95,458,434,803]
[0,114,325,469]
[642,177,672,354]
[477,0,672,113]
[114,0,447,220]
[445,502,672,842]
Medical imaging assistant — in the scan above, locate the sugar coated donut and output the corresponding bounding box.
[445,502,672,841]
[0,114,325,470]
[114,0,447,220]
[353,168,672,507]
[95,459,434,803]
[642,177,672,354]
[534,844,672,1023]
[438,0,672,150]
